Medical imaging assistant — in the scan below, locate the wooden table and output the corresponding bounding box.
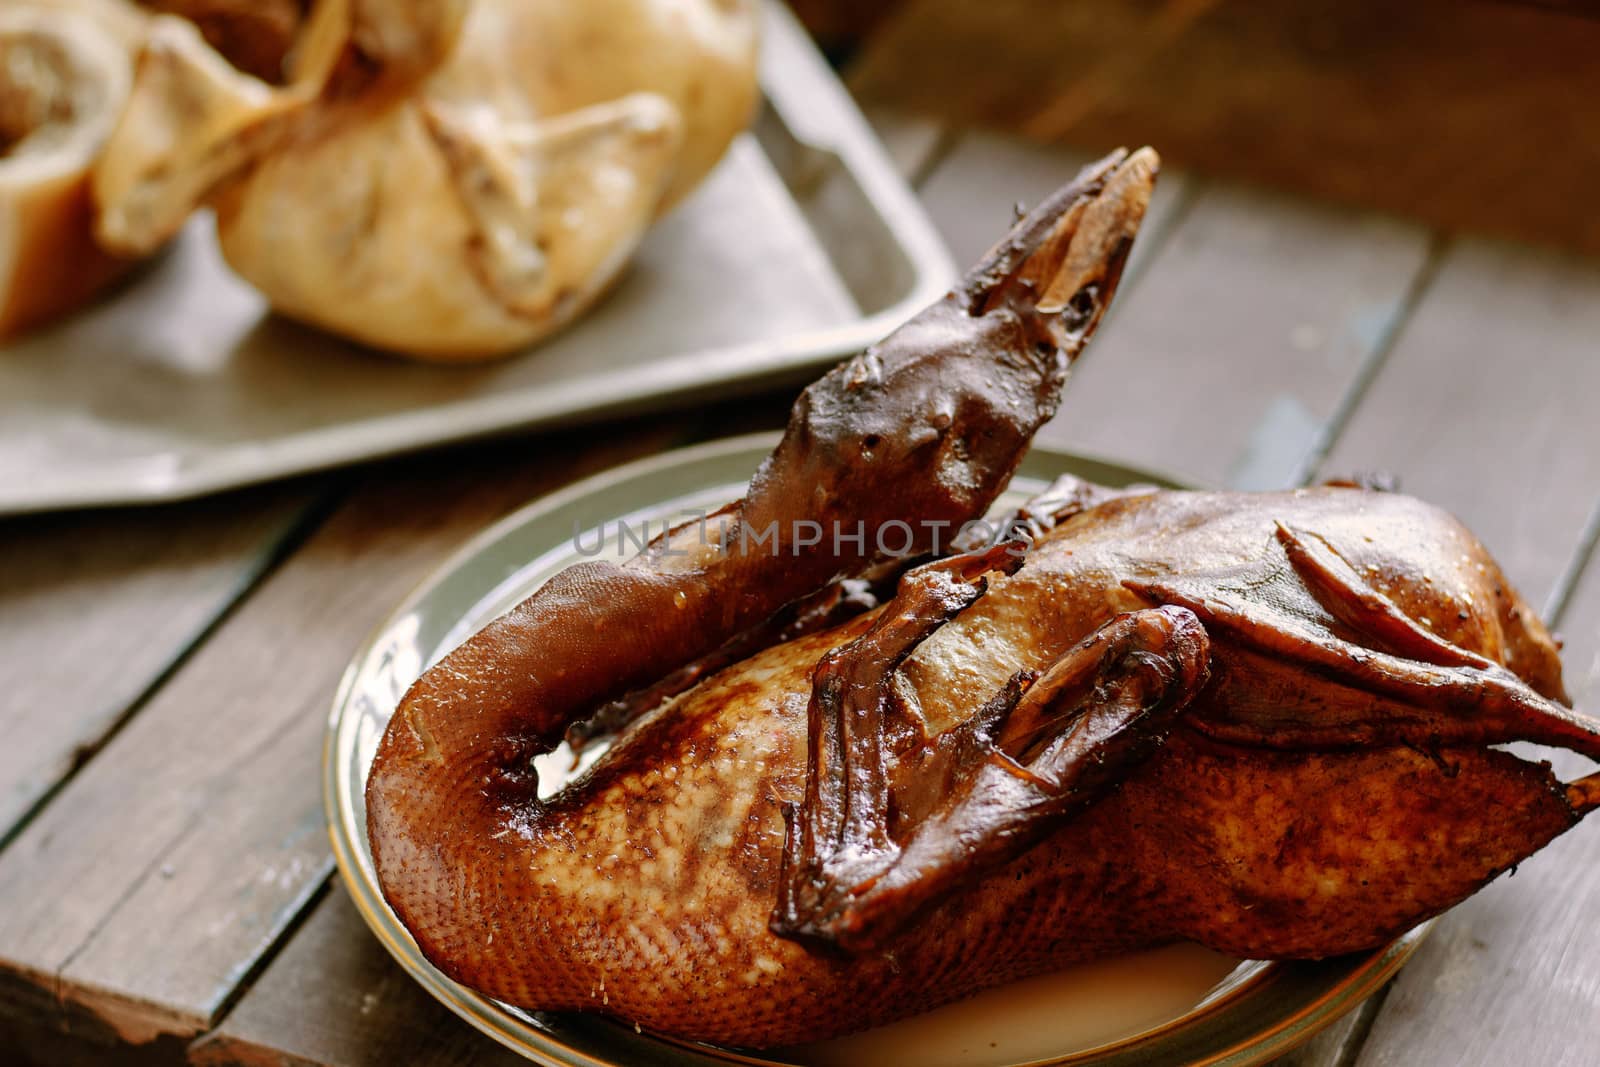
[3,106,1598,1067]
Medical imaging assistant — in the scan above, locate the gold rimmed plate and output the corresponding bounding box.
[324,432,1427,1067]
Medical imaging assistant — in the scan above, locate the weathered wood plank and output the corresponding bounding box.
[0,424,687,1048]
[913,131,1433,489]
[913,130,1193,281]
[189,884,525,1067]
[1319,240,1600,609]
[849,0,1600,260]
[0,483,319,846]
[1046,185,1430,489]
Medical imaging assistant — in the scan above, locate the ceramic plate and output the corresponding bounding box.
[325,434,1427,1067]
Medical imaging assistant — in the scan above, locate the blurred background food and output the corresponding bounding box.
[0,1,141,338]
[140,0,308,82]
[3,0,760,359]
[0,1,909,515]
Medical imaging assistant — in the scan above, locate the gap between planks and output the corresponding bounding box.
[0,479,340,856]
[904,119,1434,494]
[189,881,528,1067]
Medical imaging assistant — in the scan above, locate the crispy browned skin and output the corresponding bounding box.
[367,147,1157,1006]
[382,482,1597,1048]
[367,154,1600,1047]
[766,481,1598,958]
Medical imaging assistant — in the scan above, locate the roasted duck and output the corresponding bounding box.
[366,149,1600,1047]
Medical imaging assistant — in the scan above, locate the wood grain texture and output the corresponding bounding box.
[189,884,525,1067]
[1319,240,1600,609]
[0,425,686,1048]
[849,0,1600,259]
[913,131,1431,489]
[0,483,317,844]
[913,130,1192,280]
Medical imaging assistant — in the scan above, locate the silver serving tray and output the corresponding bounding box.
[325,434,1427,1067]
[0,2,954,514]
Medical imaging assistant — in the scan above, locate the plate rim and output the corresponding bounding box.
[324,432,1427,1067]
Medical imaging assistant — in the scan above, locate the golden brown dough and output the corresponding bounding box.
[137,0,308,82]
[0,1,145,338]
[92,0,761,359]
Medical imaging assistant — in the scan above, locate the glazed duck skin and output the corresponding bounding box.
[773,482,1595,957]
[366,153,1600,1047]
[377,479,1598,1047]
[368,146,1158,981]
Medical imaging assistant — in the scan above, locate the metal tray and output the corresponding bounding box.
[325,434,1426,1067]
[0,2,954,515]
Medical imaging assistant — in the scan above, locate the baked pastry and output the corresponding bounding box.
[0,1,144,337]
[93,0,761,359]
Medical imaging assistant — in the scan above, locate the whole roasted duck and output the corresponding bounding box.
[367,149,1600,1047]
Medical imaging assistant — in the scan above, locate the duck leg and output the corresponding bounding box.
[1126,524,1600,767]
[771,547,1210,954]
